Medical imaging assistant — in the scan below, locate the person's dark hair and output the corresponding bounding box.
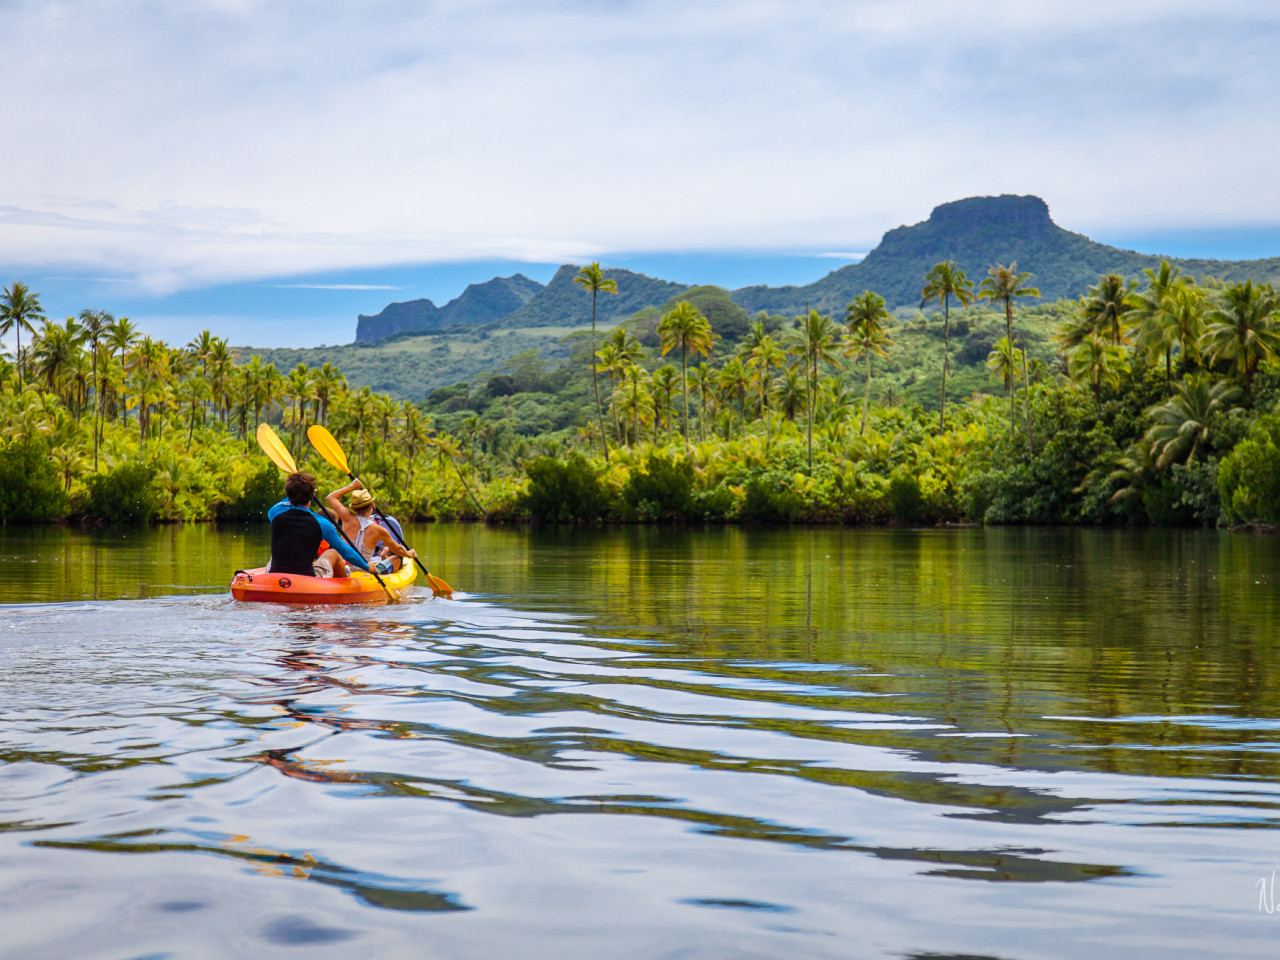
[284,472,317,506]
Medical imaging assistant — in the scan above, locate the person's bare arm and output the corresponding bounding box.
[324,479,361,525]
[370,523,416,560]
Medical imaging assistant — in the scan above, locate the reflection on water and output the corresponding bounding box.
[1,525,1278,958]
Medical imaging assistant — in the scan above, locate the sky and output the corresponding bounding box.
[4,0,1280,347]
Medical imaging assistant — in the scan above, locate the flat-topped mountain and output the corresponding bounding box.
[355,273,544,342]
[730,194,1280,315]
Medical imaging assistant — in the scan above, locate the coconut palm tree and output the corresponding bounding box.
[33,319,83,398]
[651,365,680,443]
[620,363,652,445]
[106,317,140,424]
[78,308,113,468]
[717,356,752,437]
[0,282,45,387]
[312,362,344,425]
[776,364,808,422]
[1132,261,1189,387]
[986,337,1024,402]
[691,361,716,443]
[574,262,618,461]
[658,300,714,440]
[1200,279,1280,404]
[844,290,894,436]
[1143,375,1242,467]
[979,263,1040,452]
[1081,273,1138,346]
[285,363,314,449]
[175,375,212,446]
[920,262,974,432]
[1067,332,1130,417]
[785,309,843,469]
[748,336,785,451]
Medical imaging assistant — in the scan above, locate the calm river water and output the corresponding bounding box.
[1,524,1279,959]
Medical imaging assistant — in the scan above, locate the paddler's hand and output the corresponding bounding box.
[351,478,364,490]
[407,549,417,560]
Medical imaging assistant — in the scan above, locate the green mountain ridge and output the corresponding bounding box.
[730,194,1280,314]
[354,273,544,342]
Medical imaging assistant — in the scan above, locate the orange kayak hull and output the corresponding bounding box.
[229,563,416,605]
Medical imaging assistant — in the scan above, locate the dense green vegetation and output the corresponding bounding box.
[4,252,1280,529]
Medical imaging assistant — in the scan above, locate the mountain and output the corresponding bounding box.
[355,273,544,342]
[730,194,1280,315]
[494,264,690,329]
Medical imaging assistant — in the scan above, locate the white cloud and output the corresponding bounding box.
[2,0,1279,292]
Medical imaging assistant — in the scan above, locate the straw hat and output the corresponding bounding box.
[349,489,376,510]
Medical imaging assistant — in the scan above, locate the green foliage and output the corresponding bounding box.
[215,463,281,522]
[886,469,925,522]
[0,439,67,523]
[519,454,612,523]
[622,454,695,521]
[84,461,157,526]
[1218,414,1280,524]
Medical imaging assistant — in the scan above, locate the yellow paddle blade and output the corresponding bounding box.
[427,572,453,599]
[307,424,351,476]
[256,423,297,474]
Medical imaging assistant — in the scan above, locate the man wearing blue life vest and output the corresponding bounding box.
[266,472,369,578]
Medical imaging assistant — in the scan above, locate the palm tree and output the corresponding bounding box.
[692,361,715,443]
[78,308,112,468]
[620,362,652,445]
[1201,279,1280,404]
[979,263,1040,452]
[986,337,1024,402]
[594,341,625,444]
[717,356,751,437]
[574,262,618,461]
[651,365,680,443]
[1144,376,1242,467]
[844,290,894,436]
[920,262,974,432]
[402,403,430,489]
[748,336,785,450]
[106,317,140,424]
[175,375,212,446]
[285,363,314,449]
[33,319,83,398]
[0,282,45,387]
[312,362,344,425]
[1132,260,1191,391]
[1081,273,1138,346]
[776,364,808,421]
[658,300,714,440]
[1067,332,1130,417]
[785,309,843,470]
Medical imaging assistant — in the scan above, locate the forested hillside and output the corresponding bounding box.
[730,195,1280,315]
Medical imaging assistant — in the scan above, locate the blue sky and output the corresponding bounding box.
[4,1,1280,346]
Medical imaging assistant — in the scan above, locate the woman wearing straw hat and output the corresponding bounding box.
[325,479,416,575]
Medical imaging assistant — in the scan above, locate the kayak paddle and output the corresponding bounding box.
[306,424,454,599]
[255,423,398,603]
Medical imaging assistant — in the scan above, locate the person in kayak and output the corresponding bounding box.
[325,480,416,574]
[267,472,369,578]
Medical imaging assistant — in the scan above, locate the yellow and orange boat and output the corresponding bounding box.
[230,562,416,605]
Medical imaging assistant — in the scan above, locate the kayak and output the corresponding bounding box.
[230,562,417,605]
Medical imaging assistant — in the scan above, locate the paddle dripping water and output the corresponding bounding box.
[1,525,1279,958]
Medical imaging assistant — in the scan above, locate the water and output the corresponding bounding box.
[1,524,1279,959]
